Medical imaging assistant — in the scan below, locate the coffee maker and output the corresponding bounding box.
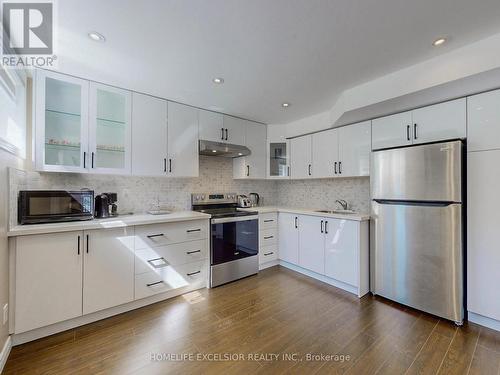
[94,192,118,218]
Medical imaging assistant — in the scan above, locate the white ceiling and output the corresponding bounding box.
[54,0,500,124]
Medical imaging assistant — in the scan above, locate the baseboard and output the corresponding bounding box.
[468,312,500,332]
[0,336,12,374]
[259,259,279,270]
[278,261,361,297]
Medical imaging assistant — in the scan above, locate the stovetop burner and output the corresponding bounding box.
[191,192,257,219]
[198,207,258,219]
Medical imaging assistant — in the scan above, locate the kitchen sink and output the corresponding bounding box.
[315,209,356,214]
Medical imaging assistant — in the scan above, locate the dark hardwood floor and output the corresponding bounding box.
[4,266,500,374]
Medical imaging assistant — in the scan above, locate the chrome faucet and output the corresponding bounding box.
[335,199,348,210]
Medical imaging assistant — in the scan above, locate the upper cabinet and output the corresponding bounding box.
[88,83,132,174]
[199,110,224,143]
[467,89,500,152]
[223,116,246,145]
[233,121,267,179]
[372,99,466,150]
[312,128,339,178]
[167,102,199,177]
[35,70,89,172]
[267,124,290,179]
[35,70,132,174]
[338,121,371,177]
[131,93,168,176]
[290,135,313,179]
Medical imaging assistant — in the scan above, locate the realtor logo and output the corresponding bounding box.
[2,2,53,54]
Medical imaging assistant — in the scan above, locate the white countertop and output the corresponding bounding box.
[240,206,370,221]
[8,211,211,237]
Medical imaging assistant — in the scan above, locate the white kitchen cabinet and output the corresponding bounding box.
[412,98,466,145]
[467,150,500,321]
[131,93,168,176]
[167,102,199,177]
[290,135,312,179]
[233,121,267,179]
[339,121,371,177]
[278,213,299,264]
[223,115,246,145]
[34,69,89,173]
[324,219,359,286]
[372,111,412,150]
[267,124,290,179]
[88,82,132,174]
[83,228,135,315]
[199,109,224,143]
[467,89,500,152]
[312,128,339,178]
[298,215,325,274]
[14,231,83,333]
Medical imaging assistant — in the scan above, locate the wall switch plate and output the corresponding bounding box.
[2,303,7,325]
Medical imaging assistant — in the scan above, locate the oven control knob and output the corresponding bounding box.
[201,195,205,200]
[196,195,200,200]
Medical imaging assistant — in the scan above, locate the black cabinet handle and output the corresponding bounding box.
[83,152,86,168]
[147,281,164,287]
[264,235,274,240]
[187,250,201,255]
[308,164,312,176]
[321,220,324,233]
[334,161,337,174]
[147,233,165,238]
[187,270,201,276]
[325,221,328,234]
[225,128,228,141]
[77,235,80,255]
[91,152,94,168]
[246,165,250,177]
[294,216,298,229]
[407,125,411,141]
[86,234,89,253]
[414,123,418,140]
[264,252,274,256]
[263,219,274,223]
[287,166,290,176]
[163,158,167,172]
[187,229,201,233]
[169,158,172,173]
[221,128,224,140]
[339,161,342,174]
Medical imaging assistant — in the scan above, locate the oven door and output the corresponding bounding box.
[211,216,259,265]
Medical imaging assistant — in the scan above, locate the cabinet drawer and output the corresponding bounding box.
[259,213,278,230]
[259,228,277,247]
[259,245,278,264]
[135,220,207,249]
[135,240,207,275]
[135,260,207,300]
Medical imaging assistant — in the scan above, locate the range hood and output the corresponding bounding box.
[199,140,251,158]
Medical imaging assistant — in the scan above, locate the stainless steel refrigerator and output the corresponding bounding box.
[371,140,464,324]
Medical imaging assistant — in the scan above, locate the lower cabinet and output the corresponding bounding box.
[258,212,279,268]
[83,228,135,315]
[14,231,83,334]
[278,213,369,297]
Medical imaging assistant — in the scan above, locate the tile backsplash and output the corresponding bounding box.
[9,156,370,227]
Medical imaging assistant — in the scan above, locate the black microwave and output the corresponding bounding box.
[18,190,94,224]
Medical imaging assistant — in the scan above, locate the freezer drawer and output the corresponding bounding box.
[371,141,462,202]
[370,201,463,323]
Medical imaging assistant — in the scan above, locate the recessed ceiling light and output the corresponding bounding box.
[282,103,290,108]
[212,150,217,153]
[432,37,446,46]
[213,77,224,84]
[88,31,105,42]
[238,152,243,156]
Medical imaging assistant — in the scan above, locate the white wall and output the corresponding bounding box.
[275,31,500,138]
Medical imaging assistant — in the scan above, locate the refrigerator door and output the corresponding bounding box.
[370,201,463,323]
[371,141,462,202]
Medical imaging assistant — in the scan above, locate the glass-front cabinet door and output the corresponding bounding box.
[88,83,132,174]
[35,70,89,172]
[268,141,289,178]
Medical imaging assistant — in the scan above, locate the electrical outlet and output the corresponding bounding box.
[2,303,8,325]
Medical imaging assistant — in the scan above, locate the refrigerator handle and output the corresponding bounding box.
[373,199,457,207]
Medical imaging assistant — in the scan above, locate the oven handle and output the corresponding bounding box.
[211,215,259,224]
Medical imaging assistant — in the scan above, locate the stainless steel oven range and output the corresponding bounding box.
[191,193,259,287]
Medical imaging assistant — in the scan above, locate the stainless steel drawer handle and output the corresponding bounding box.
[187,271,201,276]
[263,219,274,223]
[264,236,274,239]
[234,251,240,255]
[187,229,201,233]
[186,250,201,255]
[146,281,165,287]
[147,233,165,238]
[147,257,168,268]
[264,252,274,256]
